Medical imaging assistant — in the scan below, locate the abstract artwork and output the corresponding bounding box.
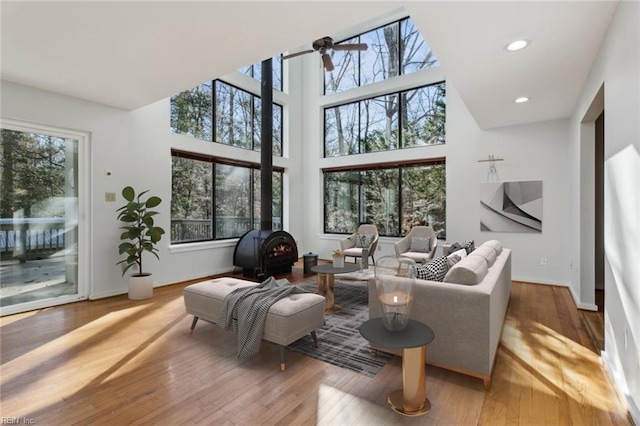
[480,180,542,233]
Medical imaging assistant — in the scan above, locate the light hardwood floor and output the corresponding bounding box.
[0,265,632,425]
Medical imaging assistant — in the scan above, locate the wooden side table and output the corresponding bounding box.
[359,318,435,416]
[311,263,360,313]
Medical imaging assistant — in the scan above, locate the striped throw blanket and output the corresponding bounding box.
[218,276,303,358]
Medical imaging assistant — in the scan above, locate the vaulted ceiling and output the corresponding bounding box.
[1,1,618,129]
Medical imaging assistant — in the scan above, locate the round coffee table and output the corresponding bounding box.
[311,263,360,313]
[359,318,435,416]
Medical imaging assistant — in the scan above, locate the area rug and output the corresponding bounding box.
[287,278,393,378]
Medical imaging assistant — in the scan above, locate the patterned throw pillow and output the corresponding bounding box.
[410,237,431,253]
[416,255,450,281]
[446,242,462,255]
[462,240,475,255]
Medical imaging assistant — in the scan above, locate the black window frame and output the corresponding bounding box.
[170,80,283,156]
[323,16,438,95]
[322,158,446,238]
[324,81,446,158]
[171,150,284,244]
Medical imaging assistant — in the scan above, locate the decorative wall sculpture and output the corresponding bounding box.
[480,181,542,233]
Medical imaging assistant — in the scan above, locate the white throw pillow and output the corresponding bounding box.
[451,248,467,259]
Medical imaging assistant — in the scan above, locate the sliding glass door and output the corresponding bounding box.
[0,122,88,315]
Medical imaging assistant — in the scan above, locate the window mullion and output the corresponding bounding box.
[211,163,217,239]
[212,80,216,143]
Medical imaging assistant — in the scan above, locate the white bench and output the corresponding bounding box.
[183,277,325,371]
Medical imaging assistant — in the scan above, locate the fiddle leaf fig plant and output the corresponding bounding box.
[116,186,165,277]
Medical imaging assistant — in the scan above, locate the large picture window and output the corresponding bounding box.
[171,151,283,243]
[325,82,445,157]
[171,80,283,156]
[324,160,445,238]
[325,17,439,95]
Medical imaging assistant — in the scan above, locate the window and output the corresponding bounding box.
[325,17,439,95]
[239,55,283,91]
[171,81,283,156]
[171,151,283,243]
[324,160,445,238]
[325,82,446,157]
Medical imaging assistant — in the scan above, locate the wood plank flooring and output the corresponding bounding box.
[0,265,632,425]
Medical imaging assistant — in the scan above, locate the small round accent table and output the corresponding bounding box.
[310,263,360,313]
[359,318,435,416]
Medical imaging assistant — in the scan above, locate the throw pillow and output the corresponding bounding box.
[354,234,374,248]
[410,236,431,253]
[447,253,462,268]
[462,240,475,255]
[446,242,462,255]
[416,255,449,282]
[451,248,467,259]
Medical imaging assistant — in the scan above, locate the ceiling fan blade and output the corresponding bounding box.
[282,49,315,60]
[322,53,334,72]
[332,43,368,51]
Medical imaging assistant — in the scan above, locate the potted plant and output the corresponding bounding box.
[116,186,165,300]
[332,249,345,268]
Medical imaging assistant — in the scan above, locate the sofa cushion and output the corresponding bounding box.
[410,236,431,253]
[482,239,503,255]
[416,255,449,281]
[471,246,497,267]
[443,254,488,285]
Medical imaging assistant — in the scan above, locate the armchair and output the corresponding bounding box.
[340,224,379,266]
[394,226,438,263]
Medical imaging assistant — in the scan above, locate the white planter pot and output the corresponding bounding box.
[333,256,345,268]
[129,273,153,300]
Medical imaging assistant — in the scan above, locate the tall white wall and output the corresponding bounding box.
[300,56,571,286]
[1,76,305,299]
[569,1,640,421]
[446,87,571,285]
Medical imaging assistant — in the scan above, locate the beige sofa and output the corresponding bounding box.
[368,241,512,389]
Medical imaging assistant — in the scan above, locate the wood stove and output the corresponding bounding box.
[232,58,298,278]
[233,229,298,278]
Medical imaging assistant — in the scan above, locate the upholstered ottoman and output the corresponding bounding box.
[183,277,325,371]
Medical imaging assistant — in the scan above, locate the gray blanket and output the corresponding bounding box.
[218,276,302,358]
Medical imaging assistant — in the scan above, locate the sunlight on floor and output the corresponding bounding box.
[317,384,395,425]
[1,304,172,416]
[502,316,621,413]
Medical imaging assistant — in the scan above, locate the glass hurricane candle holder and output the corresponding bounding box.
[375,256,417,331]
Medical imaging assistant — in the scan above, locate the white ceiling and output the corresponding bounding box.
[1,1,619,129]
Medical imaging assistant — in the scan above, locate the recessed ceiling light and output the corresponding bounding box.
[515,97,529,103]
[506,39,529,52]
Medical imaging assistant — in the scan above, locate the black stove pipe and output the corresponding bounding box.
[260,58,273,232]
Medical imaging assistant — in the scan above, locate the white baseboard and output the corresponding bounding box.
[155,267,236,287]
[512,276,569,287]
[90,289,126,300]
[568,284,598,311]
[601,351,640,424]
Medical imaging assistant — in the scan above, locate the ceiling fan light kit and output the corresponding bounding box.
[283,36,368,71]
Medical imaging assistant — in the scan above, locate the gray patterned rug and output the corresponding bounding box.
[287,277,393,377]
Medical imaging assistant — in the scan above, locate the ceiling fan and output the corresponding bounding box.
[282,36,368,72]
